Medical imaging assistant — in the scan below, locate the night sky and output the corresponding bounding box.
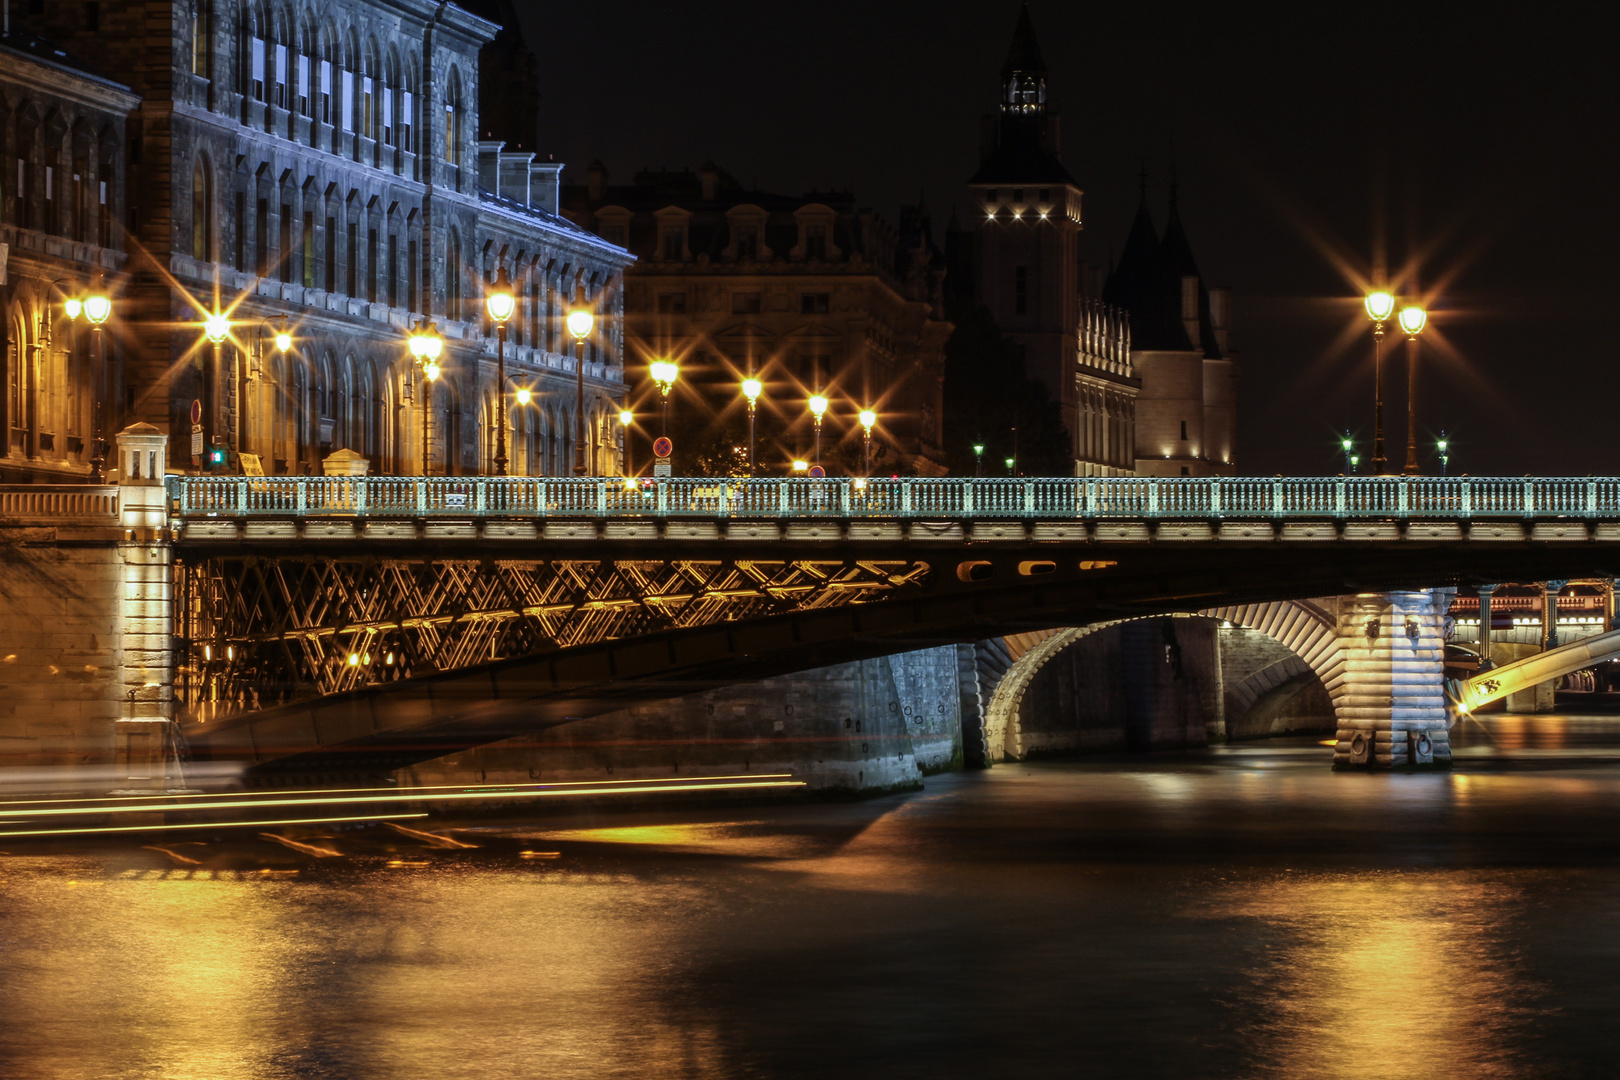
[514,0,1617,478]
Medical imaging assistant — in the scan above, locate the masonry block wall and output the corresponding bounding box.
[0,529,125,772]
[399,645,966,795]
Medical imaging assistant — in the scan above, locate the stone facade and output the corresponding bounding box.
[4,1,632,481]
[561,162,950,476]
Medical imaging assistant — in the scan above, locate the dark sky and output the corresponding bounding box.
[512,0,1618,477]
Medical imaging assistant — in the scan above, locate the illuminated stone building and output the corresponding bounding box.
[961,5,1236,477]
[561,161,949,475]
[2,0,630,480]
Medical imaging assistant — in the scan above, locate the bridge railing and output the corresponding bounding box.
[167,474,1620,521]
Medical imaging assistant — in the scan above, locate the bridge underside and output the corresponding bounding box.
[177,538,1620,781]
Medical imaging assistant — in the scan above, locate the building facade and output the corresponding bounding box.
[562,161,949,475]
[2,0,631,481]
[961,6,1236,478]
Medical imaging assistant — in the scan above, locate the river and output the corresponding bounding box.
[4,712,1620,1078]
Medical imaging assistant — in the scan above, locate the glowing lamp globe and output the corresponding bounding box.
[515,387,533,406]
[650,360,679,389]
[858,409,877,431]
[63,298,83,320]
[274,329,293,352]
[424,361,441,381]
[1398,305,1428,336]
[808,394,829,419]
[566,309,594,340]
[204,312,231,343]
[1364,290,1396,323]
[741,377,763,402]
[792,459,808,473]
[618,409,634,426]
[485,268,516,324]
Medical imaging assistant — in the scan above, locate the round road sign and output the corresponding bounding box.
[653,436,673,459]
[809,465,826,478]
[190,399,202,425]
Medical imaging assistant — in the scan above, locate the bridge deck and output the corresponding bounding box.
[168,475,1620,526]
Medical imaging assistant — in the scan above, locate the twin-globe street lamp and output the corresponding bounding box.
[1363,289,1429,475]
[202,310,231,468]
[484,268,517,476]
[808,393,829,468]
[566,307,594,475]
[408,321,444,476]
[60,285,113,480]
[858,408,877,476]
[742,376,763,477]
[649,359,679,438]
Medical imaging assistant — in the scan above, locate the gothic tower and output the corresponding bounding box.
[967,5,1087,454]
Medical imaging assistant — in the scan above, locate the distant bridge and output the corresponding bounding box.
[163,474,1620,779]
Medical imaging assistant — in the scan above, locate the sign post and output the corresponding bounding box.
[653,436,673,479]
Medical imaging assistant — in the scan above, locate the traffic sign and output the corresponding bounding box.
[809,465,826,478]
[190,399,202,425]
[653,436,673,459]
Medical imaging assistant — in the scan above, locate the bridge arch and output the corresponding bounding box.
[981,599,1345,763]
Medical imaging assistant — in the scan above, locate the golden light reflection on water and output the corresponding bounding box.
[1208,874,1536,1080]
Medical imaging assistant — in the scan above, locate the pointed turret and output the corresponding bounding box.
[1103,180,1191,351]
[1001,4,1048,115]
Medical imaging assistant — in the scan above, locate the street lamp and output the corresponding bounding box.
[858,408,876,476]
[1398,304,1428,475]
[973,441,985,477]
[808,393,829,468]
[741,376,763,478]
[82,288,112,482]
[618,407,634,475]
[485,268,516,475]
[408,320,443,476]
[791,459,808,474]
[1340,433,1354,475]
[567,307,594,476]
[1364,289,1395,474]
[1437,432,1450,476]
[203,311,231,470]
[650,359,679,437]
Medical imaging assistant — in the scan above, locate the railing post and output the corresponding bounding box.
[778,479,789,516]
[235,477,247,514]
[1398,478,1409,516]
[1335,477,1346,516]
[962,478,973,516]
[296,478,306,514]
[1271,478,1282,517]
[1524,478,1535,519]
[1209,476,1221,518]
[901,478,912,517]
[1084,479,1095,518]
[1023,479,1034,516]
[414,479,425,517]
[355,477,367,517]
[1460,478,1471,519]
[1147,480,1159,518]
[1588,479,1597,517]
[475,479,486,515]
[658,479,669,516]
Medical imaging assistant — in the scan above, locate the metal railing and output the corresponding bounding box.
[166,475,1620,522]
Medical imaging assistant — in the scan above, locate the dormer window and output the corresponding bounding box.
[736,224,758,260]
[804,223,826,261]
[661,225,684,261]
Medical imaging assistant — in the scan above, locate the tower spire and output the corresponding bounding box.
[1000,4,1048,115]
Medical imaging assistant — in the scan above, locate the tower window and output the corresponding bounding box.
[1180,420,1188,441]
[1015,266,1028,315]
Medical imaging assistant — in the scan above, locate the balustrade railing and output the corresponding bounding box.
[166,475,1620,522]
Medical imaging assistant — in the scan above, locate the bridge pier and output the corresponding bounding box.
[1333,590,1451,769]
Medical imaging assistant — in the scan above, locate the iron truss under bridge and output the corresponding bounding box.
[165,474,1620,777]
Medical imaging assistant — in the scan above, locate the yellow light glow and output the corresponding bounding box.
[741,377,763,402]
[515,387,533,405]
[274,330,293,352]
[792,459,808,472]
[347,653,360,666]
[484,269,516,323]
[650,359,679,388]
[858,408,877,431]
[566,309,594,339]
[854,477,868,491]
[809,394,829,418]
[362,652,372,664]
[623,476,637,491]
[618,408,633,426]
[204,312,230,343]
[1364,290,1396,322]
[63,298,83,320]
[0,813,429,838]
[1398,305,1428,336]
[424,361,440,381]
[385,652,395,665]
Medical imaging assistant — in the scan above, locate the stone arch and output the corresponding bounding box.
[980,599,1345,763]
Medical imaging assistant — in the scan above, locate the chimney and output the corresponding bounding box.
[586,160,607,202]
[699,161,719,202]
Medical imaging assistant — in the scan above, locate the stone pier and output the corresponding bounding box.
[1333,590,1451,769]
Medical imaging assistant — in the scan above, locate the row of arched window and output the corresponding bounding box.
[193,1,465,164]
[0,98,121,247]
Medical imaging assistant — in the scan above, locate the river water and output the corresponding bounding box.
[5,713,1620,1079]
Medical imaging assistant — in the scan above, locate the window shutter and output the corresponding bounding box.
[382,87,392,128]
[275,44,287,85]
[251,37,265,81]
[298,55,310,98]
[341,70,354,131]
[320,59,332,95]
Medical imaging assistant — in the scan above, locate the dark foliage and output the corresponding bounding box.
[940,301,1071,476]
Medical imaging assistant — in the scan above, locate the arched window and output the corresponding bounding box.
[191,158,210,261]
[191,0,212,78]
[348,357,367,456]
[444,68,462,166]
[446,229,462,320]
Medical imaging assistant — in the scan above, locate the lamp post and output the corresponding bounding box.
[408,320,443,476]
[1350,453,1361,474]
[618,407,634,476]
[1437,432,1450,476]
[809,393,828,468]
[1341,433,1354,476]
[83,290,112,481]
[858,408,876,476]
[1364,289,1395,474]
[567,307,594,476]
[973,441,984,477]
[1399,304,1428,475]
[1005,456,1015,475]
[203,310,231,470]
[742,376,763,478]
[650,359,678,437]
[485,268,516,475]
